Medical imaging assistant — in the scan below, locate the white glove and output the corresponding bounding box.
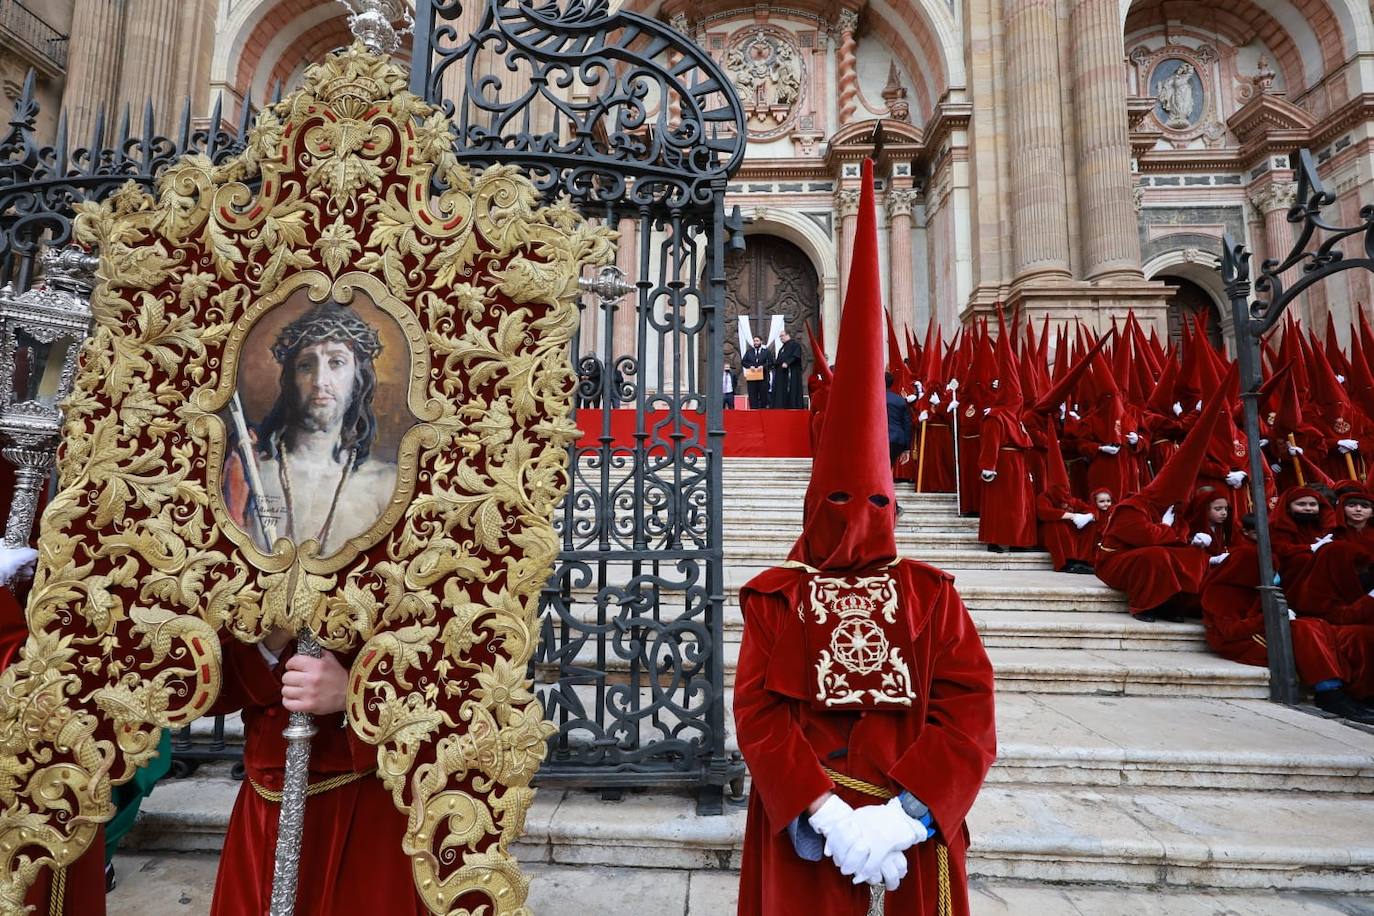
[914,382,924,398]
[1172,401,1183,417]
[1161,506,1176,526]
[905,393,917,404]
[1270,463,1284,474]
[809,796,866,877]
[1311,534,1334,553]
[947,399,959,411]
[1071,513,1094,530]
[1191,532,1213,548]
[1210,552,1230,566]
[1068,410,1081,421]
[928,392,940,407]
[1098,444,1121,455]
[1288,608,1298,621]
[0,546,37,586]
[1126,431,1140,445]
[1337,374,1347,385]
[981,470,997,482]
[1338,438,1359,453]
[1225,470,1247,488]
[982,407,991,416]
[848,799,928,886]
[1260,437,1270,447]
[874,851,909,892]
[918,410,929,423]
[1196,400,1203,412]
[1287,444,1304,456]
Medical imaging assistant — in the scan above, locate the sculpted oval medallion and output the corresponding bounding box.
[1151,58,1204,130]
[206,271,430,572]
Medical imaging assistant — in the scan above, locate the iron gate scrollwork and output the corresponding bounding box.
[0,0,748,810]
[411,0,749,812]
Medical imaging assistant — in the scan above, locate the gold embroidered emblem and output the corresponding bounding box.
[1233,438,1246,458]
[1335,417,1352,435]
[806,576,916,709]
[965,405,976,419]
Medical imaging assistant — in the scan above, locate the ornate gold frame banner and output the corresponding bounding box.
[0,43,613,915]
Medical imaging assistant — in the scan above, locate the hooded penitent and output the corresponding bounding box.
[1131,365,1234,515]
[789,158,897,572]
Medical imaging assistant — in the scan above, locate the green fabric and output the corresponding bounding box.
[104,729,173,863]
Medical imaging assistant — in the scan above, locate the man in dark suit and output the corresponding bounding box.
[742,336,773,409]
[886,371,914,467]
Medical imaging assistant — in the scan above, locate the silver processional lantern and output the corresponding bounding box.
[0,246,98,549]
[335,0,414,54]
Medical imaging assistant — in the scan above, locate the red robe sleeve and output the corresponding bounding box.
[1201,546,1265,643]
[886,575,997,835]
[734,588,835,831]
[1036,493,1070,524]
[978,418,1005,472]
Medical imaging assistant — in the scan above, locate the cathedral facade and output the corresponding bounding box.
[4,0,1373,348]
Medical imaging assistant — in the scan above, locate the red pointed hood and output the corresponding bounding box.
[1326,313,1351,380]
[1032,332,1112,414]
[991,307,1023,408]
[1043,421,1074,503]
[805,320,832,385]
[886,309,912,393]
[790,158,895,572]
[1134,366,1233,512]
[1145,345,1180,415]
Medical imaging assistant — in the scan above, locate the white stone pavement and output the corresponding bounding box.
[105,854,1371,915]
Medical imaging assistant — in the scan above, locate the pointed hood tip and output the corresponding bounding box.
[791,158,897,571]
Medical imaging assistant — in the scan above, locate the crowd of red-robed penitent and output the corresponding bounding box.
[803,305,1374,724]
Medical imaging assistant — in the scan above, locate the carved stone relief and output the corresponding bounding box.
[724,26,805,139]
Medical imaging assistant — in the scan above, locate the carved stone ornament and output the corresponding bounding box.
[0,43,614,915]
[724,26,806,140]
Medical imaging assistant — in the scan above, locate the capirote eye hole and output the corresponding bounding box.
[827,491,851,504]
[869,494,890,508]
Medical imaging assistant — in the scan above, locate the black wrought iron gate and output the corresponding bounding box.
[0,0,747,812]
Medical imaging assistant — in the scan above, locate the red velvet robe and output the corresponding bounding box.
[1200,542,1350,688]
[956,410,983,515]
[735,562,997,916]
[1287,541,1374,627]
[976,413,1036,548]
[1094,501,1210,616]
[1036,492,1096,570]
[913,402,956,493]
[210,640,425,916]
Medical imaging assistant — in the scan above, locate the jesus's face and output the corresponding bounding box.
[293,340,357,433]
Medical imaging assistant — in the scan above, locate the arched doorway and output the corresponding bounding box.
[1161,276,1224,350]
[722,234,821,384]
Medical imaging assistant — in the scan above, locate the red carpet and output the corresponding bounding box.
[574,409,812,457]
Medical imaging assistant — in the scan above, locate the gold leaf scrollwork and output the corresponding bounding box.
[0,41,612,915]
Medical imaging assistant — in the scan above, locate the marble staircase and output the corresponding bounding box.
[124,457,1374,911]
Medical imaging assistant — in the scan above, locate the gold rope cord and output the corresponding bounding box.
[47,868,64,916]
[248,768,376,803]
[822,767,952,915]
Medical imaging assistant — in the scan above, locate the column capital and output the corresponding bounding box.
[834,188,861,218]
[1248,180,1297,216]
[885,188,921,219]
[836,8,859,35]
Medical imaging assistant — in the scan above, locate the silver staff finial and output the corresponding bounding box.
[336,0,414,55]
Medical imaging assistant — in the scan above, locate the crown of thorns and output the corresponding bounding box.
[271,305,383,364]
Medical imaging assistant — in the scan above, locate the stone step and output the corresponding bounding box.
[725,542,1054,567]
[102,851,1374,916]
[537,643,1264,697]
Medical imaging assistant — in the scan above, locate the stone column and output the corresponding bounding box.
[835,188,861,297]
[612,215,640,365]
[1250,180,1298,280]
[61,0,126,145]
[886,188,921,333]
[117,0,181,127]
[1069,0,1144,282]
[1004,0,1072,282]
[835,9,859,126]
